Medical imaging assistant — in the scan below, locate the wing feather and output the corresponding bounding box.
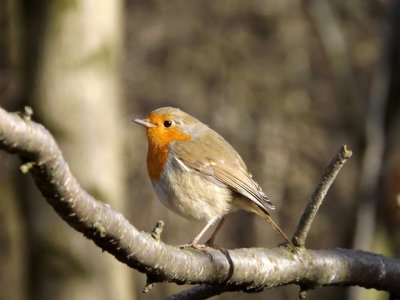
[172,135,275,211]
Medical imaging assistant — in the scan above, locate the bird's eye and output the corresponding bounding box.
[163,120,172,128]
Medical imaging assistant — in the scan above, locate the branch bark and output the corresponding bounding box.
[0,106,399,297]
[292,145,352,247]
[165,284,234,300]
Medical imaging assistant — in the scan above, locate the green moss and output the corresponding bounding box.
[49,0,79,35]
[19,162,34,174]
[51,0,79,18]
[92,222,106,238]
[76,44,115,70]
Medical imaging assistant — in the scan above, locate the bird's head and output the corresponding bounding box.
[134,107,197,147]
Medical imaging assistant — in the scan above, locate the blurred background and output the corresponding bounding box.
[0,0,399,299]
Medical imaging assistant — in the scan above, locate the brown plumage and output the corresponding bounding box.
[135,107,294,249]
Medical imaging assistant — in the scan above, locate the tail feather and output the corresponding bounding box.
[234,196,298,253]
[262,213,298,253]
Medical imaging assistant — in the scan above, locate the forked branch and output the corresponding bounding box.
[292,145,352,247]
[0,106,398,298]
[167,145,353,299]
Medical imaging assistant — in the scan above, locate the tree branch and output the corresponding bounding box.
[292,145,352,247]
[165,284,235,300]
[0,106,399,296]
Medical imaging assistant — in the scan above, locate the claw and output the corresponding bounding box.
[178,243,207,250]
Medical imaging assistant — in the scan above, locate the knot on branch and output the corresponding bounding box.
[150,220,165,241]
[16,106,34,121]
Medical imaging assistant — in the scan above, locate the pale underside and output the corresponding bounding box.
[151,130,275,221]
[152,154,233,221]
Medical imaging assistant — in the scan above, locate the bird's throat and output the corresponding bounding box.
[146,126,191,180]
[147,142,169,180]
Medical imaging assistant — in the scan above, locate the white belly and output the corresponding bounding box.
[152,156,232,221]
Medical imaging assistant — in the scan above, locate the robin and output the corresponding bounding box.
[135,107,294,250]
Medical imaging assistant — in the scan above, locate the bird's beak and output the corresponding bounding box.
[134,118,156,128]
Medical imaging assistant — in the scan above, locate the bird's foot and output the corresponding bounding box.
[178,243,207,250]
[178,237,225,253]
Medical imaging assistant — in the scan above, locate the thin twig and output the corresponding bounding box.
[143,220,166,293]
[292,145,352,248]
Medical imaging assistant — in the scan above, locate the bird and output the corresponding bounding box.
[135,107,294,250]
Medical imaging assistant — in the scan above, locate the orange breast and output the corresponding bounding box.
[145,114,191,180]
[147,143,170,180]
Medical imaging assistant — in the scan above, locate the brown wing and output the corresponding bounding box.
[172,128,275,211]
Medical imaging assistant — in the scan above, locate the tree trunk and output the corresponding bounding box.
[21,0,135,299]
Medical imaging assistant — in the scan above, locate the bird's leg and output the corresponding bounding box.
[179,216,220,249]
[205,216,226,247]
